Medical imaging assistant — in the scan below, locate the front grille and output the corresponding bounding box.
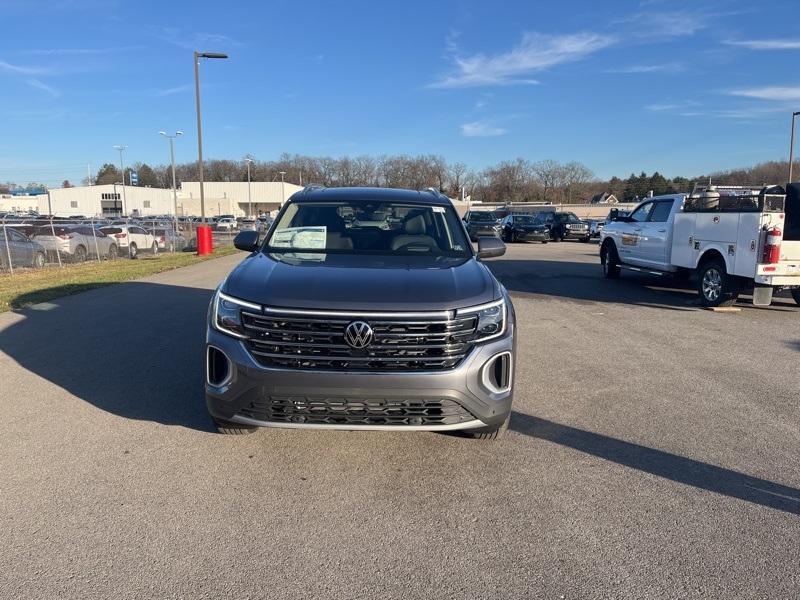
[238,396,475,426]
[240,309,478,371]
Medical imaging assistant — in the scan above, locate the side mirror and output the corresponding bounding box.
[477,236,506,259]
[233,230,260,252]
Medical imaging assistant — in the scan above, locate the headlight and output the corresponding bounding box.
[456,299,506,343]
[212,289,260,339]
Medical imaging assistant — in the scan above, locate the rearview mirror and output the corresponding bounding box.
[233,230,260,252]
[477,236,506,259]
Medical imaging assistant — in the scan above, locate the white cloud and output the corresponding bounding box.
[607,63,684,74]
[619,10,708,37]
[725,39,800,50]
[21,46,144,55]
[0,59,51,75]
[460,121,508,137]
[153,84,193,97]
[26,78,60,98]
[729,86,800,101]
[431,32,615,88]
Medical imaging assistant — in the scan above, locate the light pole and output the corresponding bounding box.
[193,50,228,231]
[159,130,183,221]
[113,145,127,215]
[789,111,800,183]
[245,158,254,217]
[279,170,286,204]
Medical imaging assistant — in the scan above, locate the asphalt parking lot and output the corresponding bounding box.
[1,241,798,599]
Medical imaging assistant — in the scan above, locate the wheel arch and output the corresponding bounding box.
[696,247,728,271]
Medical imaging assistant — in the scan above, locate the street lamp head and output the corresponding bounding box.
[198,52,228,59]
[158,131,167,136]
[176,130,184,136]
[245,158,254,163]
[794,111,800,116]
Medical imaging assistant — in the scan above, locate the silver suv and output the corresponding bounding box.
[206,187,515,440]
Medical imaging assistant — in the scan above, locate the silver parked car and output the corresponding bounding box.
[99,225,158,259]
[0,226,47,269]
[32,225,118,262]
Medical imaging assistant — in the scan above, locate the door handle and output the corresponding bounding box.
[658,229,666,233]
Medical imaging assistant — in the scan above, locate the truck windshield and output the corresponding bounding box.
[265,200,471,257]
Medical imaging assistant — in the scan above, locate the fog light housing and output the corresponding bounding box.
[207,345,232,387]
[481,351,512,394]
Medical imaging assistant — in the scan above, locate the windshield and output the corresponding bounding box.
[265,200,470,257]
[469,211,497,222]
[512,215,536,225]
[557,212,582,223]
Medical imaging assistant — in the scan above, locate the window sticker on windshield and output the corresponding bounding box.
[272,226,327,249]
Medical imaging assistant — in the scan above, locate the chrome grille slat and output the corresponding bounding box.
[240,307,478,371]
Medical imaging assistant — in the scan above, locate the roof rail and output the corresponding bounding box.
[302,184,326,193]
[424,187,445,197]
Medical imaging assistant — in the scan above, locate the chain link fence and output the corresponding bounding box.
[0,214,241,275]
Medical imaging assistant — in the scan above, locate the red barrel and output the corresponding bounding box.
[196,225,214,256]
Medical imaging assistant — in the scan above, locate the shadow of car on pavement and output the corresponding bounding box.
[0,281,217,432]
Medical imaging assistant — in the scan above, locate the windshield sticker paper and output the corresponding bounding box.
[272,226,327,249]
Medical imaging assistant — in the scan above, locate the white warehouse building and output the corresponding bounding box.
[0,181,303,218]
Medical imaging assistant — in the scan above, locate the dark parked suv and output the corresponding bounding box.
[539,211,591,242]
[206,187,516,440]
[464,210,502,241]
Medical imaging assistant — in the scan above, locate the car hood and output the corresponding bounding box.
[223,252,500,311]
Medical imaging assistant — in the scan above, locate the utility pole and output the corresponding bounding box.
[245,158,254,217]
[113,145,127,215]
[279,171,286,204]
[159,130,183,224]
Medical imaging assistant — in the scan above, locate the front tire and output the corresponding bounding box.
[697,259,738,307]
[107,244,118,260]
[468,415,509,441]
[74,245,87,263]
[601,242,621,279]
[34,252,46,268]
[129,242,138,259]
[214,418,258,435]
[151,242,159,255]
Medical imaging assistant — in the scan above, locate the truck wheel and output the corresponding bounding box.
[601,242,621,279]
[468,415,509,441]
[214,418,259,435]
[698,259,738,307]
[791,290,800,306]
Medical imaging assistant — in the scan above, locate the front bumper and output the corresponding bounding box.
[469,227,501,239]
[515,230,548,241]
[206,325,515,432]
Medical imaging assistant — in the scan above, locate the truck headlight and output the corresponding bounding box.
[457,299,506,343]
[212,290,260,339]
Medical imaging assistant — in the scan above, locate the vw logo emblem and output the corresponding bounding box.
[344,321,373,349]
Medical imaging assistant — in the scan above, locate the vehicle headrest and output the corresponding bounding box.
[405,215,426,235]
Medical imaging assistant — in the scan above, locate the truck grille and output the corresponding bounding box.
[238,396,476,426]
[240,309,478,371]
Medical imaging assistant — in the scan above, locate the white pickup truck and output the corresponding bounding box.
[600,183,800,307]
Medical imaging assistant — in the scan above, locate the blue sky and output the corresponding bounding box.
[2,0,800,186]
